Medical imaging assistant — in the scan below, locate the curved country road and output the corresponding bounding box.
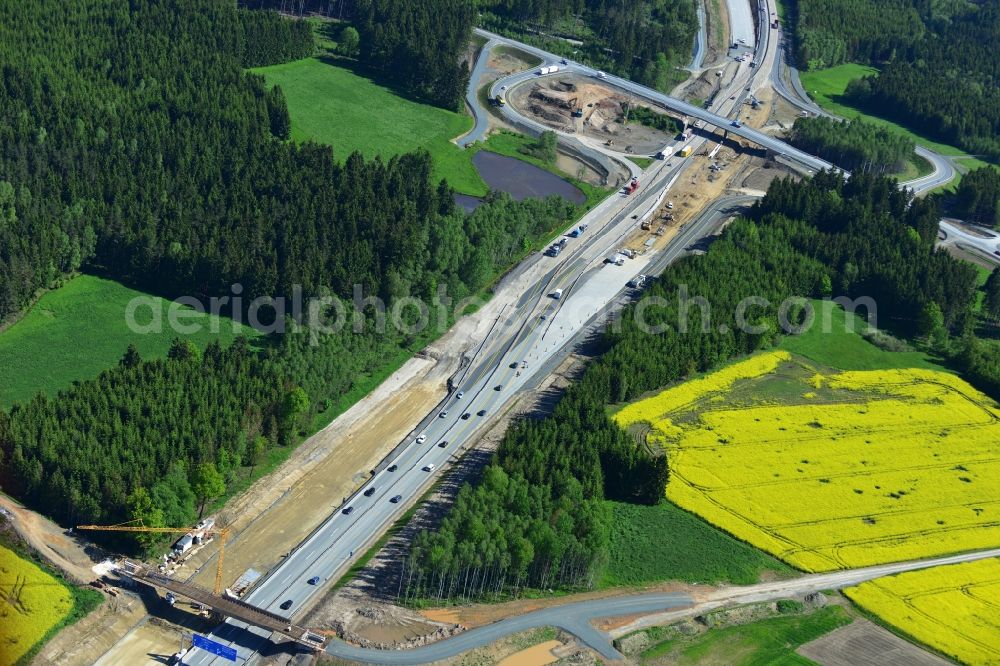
[325,548,1000,663]
[326,593,692,663]
[770,28,956,194]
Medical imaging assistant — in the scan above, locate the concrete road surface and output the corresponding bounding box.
[728,0,755,49]
[939,219,1000,264]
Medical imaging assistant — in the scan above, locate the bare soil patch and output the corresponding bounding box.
[0,495,102,584]
[510,75,681,155]
[797,618,952,666]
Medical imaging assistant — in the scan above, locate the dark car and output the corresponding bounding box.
[494,384,502,391]
[461,412,471,420]
[477,409,487,417]
[387,464,398,472]
[363,487,376,497]
[308,576,320,585]
[437,440,447,448]
[390,494,403,503]
[342,506,354,515]
[280,599,293,610]
[509,362,518,369]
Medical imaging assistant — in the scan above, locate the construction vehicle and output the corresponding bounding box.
[641,219,651,230]
[571,107,583,118]
[678,145,693,157]
[77,520,231,595]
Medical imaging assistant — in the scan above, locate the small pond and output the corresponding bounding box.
[455,151,586,212]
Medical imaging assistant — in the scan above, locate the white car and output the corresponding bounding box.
[438,411,448,418]
[456,391,464,399]
[416,434,427,444]
[423,464,436,472]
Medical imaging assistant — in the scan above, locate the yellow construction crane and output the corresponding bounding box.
[76,520,230,595]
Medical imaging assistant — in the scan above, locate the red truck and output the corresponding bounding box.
[625,177,640,195]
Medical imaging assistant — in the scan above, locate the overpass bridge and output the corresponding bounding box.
[116,560,327,652]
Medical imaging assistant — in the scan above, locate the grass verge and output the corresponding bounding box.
[253,57,488,196]
[494,44,543,68]
[601,501,792,587]
[640,605,852,664]
[893,153,933,182]
[778,300,940,371]
[798,64,967,157]
[0,274,259,409]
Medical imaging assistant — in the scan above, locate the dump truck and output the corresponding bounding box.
[624,177,640,195]
[494,95,505,106]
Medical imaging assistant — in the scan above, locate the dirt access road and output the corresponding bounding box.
[0,494,98,583]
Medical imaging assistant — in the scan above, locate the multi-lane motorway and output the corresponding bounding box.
[183,8,969,664]
[185,148,719,666]
[185,37,774,657]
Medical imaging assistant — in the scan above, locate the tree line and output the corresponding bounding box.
[954,168,1000,229]
[788,116,914,175]
[477,0,698,92]
[400,171,985,602]
[793,0,925,70]
[792,0,1000,161]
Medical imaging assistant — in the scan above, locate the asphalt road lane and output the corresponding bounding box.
[185,155,705,665]
[324,592,693,664]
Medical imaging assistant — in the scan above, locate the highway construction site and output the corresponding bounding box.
[507,74,678,156]
[27,11,818,666]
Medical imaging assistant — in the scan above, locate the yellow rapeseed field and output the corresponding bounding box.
[845,558,1000,665]
[614,352,1000,572]
[0,545,73,665]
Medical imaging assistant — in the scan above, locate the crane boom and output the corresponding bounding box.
[77,521,230,595]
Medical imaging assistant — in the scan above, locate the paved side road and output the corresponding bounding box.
[324,548,1000,664]
[456,38,498,148]
[325,592,694,664]
[769,26,956,194]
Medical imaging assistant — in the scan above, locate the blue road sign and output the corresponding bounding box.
[192,634,238,662]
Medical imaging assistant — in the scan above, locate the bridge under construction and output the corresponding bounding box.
[116,560,328,652]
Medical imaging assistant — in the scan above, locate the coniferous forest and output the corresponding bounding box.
[0,0,582,547]
[793,0,1000,160]
[244,0,698,94]
[954,168,1000,229]
[788,116,914,174]
[400,172,989,601]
